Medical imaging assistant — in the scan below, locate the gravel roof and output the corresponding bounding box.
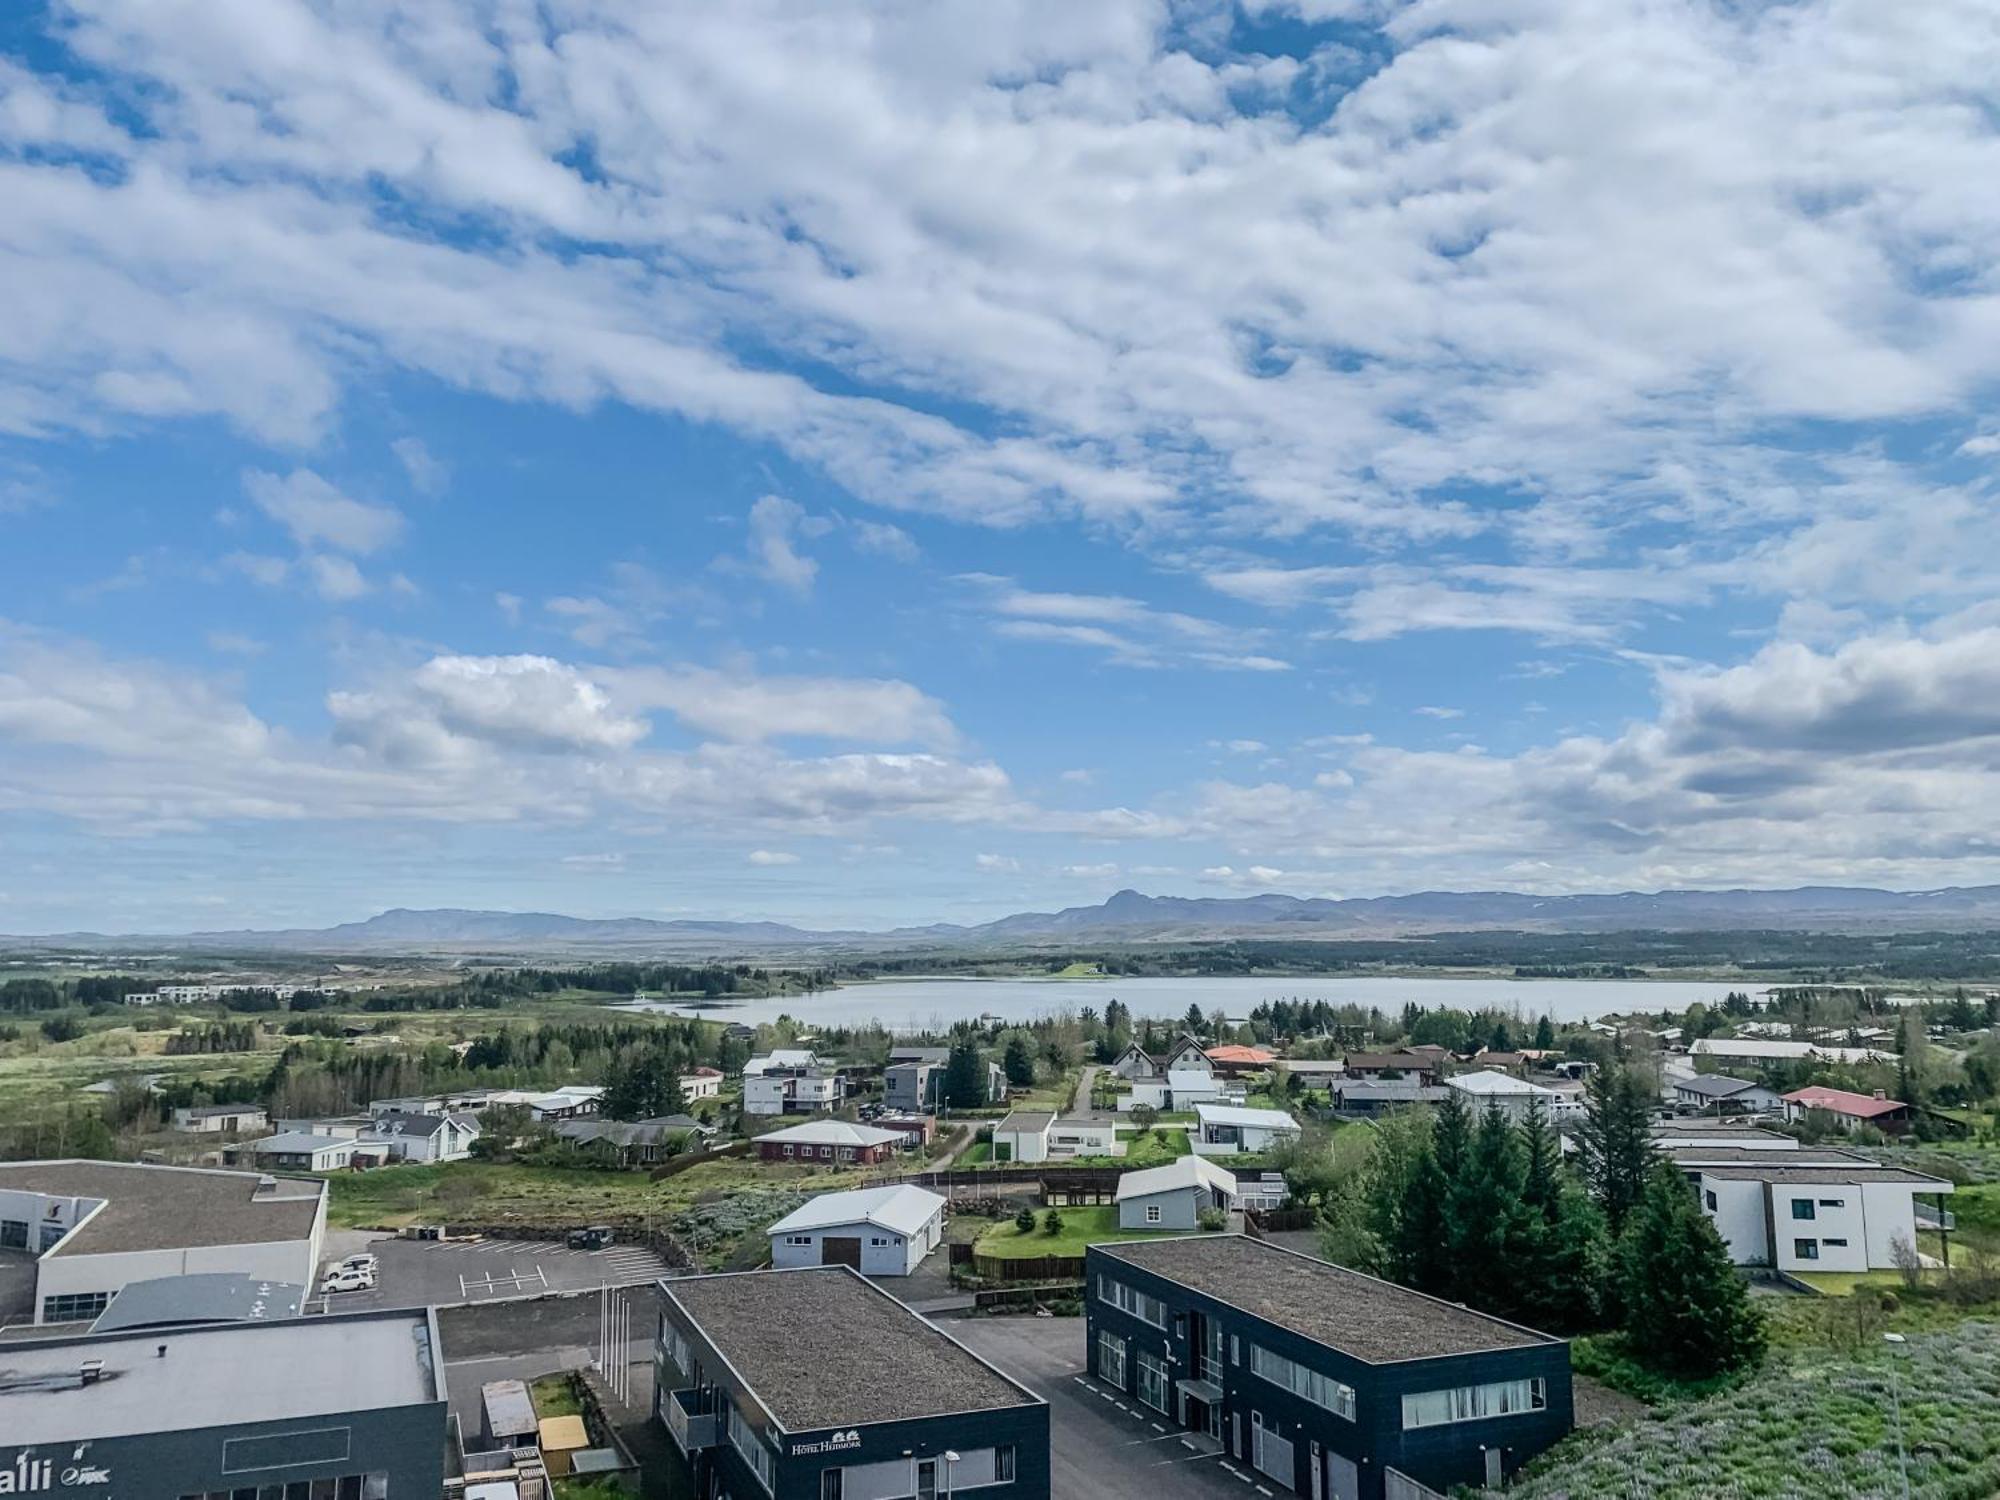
[665,1267,1038,1431]
[996,1110,1056,1133]
[0,1160,323,1257]
[1665,1146,1867,1166]
[1097,1235,1555,1364]
[1701,1165,1952,1186]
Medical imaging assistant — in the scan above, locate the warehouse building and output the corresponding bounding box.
[656,1265,1049,1499]
[0,1308,447,1500]
[766,1184,947,1275]
[1086,1235,1571,1499]
[0,1159,325,1325]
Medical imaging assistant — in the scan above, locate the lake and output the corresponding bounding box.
[623,974,1765,1031]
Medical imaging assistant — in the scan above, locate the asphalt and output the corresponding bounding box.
[949,1316,1254,1500]
[313,1232,671,1314]
[0,1250,37,1327]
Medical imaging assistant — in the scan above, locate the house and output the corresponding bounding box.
[887,1045,950,1067]
[655,1267,1049,1499]
[0,1160,326,1325]
[679,1067,724,1102]
[989,1112,1120,1162]
[754,1119,906,1166]
[1120,1034,1241,1112]
[1445,1070,1578,1124]
[1274,1059,1346,1087]
[744,1066,845,1116]
[170,1104,269,1136]
[1192,1103,1302,1157]
[368,1110,480,1163]
[766,1185,947,1275]
[1205,1044,1278,1078]
[743,1048,820,1077]
[1690,1158,1954,1272]
[883,1059,940,1112]
[1115,1156,1236,1230]
[1109,1042,1158,1081]
[1087,1236,1572,1498]
[1331,1080,1449,1116]
[1341,1051,1441,1086]
[1232,1170,1291,1213]
[1782,1086,1915,1134]
[555,1115,711,1166]
[523,1084,604,1121]
[1672,1074,1784,1116]
[232,1131,362,1172]
[1691,1037,1893,1067]
[1650,1122,1798,1152]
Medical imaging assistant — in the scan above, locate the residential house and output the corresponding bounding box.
[989,1112,1119,1162]
[1109,1042,1158,1081]
[231,1132,361,1173]
[554,1115,711,1167]
[1692,1157,1953,1272]
[1192,1103,1302,1157]
[1115,1156,1236,1230]
[1446,1070,1578,1124]
[1331,1080,1449,1116]
[1691,1038,1893,1067]
[170,1104,269,1136]
[1205,1045,1278,1078]
[1086,1236,1572,1498]
[1782,1086,1914,1134]
[1341,1051,1441,1086]
[883,1060,941,1113]
[679,1067,724,1102]
[1672,1074,1784,1116]
[1121,1035,1242,1113]
[754,1119,906,1166]
[766,1185,947,1276]
[1274,1059,1346,1088]
[744,1066,844,1117]
[743,1048,821,1077]
[368,1110,480,1163]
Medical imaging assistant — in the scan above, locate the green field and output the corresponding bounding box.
[972,1204,1187,1259]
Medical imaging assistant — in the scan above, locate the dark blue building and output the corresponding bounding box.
[1085,1236,1572,1499]
[655,1265,1050,1500]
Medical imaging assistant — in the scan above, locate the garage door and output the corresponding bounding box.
[0,1220,26,1250]
[821,1237,863,1269]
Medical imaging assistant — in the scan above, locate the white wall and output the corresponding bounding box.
[1770,1182,1872,1273]
[35,1235,321,1322]
[769,1212,940,1275]
[1698,1177,1771,1265]
[994,1126,1049,1163]
[743,1076,789,1115]
[1119,1081,1171,1112]
[1048,1124,1119,1157]
[1862,1181,1928,1269]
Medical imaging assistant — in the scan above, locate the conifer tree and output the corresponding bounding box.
[1578,1062,1655,1233]
[1615,1160,1765,1378]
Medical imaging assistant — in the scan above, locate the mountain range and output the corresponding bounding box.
[12,884,2000,956]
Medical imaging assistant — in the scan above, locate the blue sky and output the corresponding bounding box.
[3,0,1999,933]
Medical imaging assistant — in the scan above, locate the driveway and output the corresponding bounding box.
[951,1317,1255,1500]
[1066,1065,1115,1124]
[314,1233,672,1314]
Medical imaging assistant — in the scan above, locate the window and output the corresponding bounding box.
[1137,1351,1171,1414]
[1795,1239,1820,1260]
[1824,1238,1849,1247]
[1791,1199,1816,1221]
[1146,1205,1162,1224]
[1704,1190,1718,1211]
[1401,1378,1547,1430]
[182,1476,384,1500]
[41,1292,111,1323]
[1249,1344,1355,1419]
[661,1325,690,1377]
[1818,1198,1846,1208]
[995,1447,1016,1483]
[1096,1276,1166,1328]
[1097,1330,1127,1386]
[1230,1335,1240,1366]
[782,1144,794,1157]
[821,1471,842,1500]
[786,1235,813,1246]
[728,1403,776,1493]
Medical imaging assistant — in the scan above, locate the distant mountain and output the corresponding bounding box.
[10,883,2000,957]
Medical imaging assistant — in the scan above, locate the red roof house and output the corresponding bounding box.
[1781,1086,1913,1133]
[1204,1044,1277,1076]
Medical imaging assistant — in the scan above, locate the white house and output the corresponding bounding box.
[1446,1070,1578,1124]
[1651,1123,1799,1152]
[680,1067,724,1102]
[234,1131,362,1172]
[1671,1073,1784,1115]
[0,1160,326,1325]
[1691,1037,1893,1067]
[988,1112,1120,1162]
[1191,1103,1302,1157]
[743,1048,820,1077]
[1115,1156,1236,1230]
[170,1104,269,1135]
[1693,1161,1954,1273]
[766,1184,946,1276]
[744,1067,844,1116]
[1117,1035,1243,1112]
[368,1109,480,1163]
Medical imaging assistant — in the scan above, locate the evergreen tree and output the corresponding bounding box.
[1615,1161,1766,1379]
[1447,1103,1531,1317]
[942,1038,987,1108]
[1578,1063,1655,1233]
[1534,1014,1556,1051]
[1362,1108,1437,1286]
[1515,1099,1607,1331]
[1182,1003,1207,1036]
[1003,1035,1037,1086]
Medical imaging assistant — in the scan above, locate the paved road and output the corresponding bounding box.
[1065,1065,1113,1124]
[950,1317,1254,1500]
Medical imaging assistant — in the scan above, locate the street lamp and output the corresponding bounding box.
[1883,1333,1911,1500]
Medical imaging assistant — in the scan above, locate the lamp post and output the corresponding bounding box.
[1883,1332,1912,1500]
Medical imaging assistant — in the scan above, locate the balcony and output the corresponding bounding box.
[665,1388,720,1453]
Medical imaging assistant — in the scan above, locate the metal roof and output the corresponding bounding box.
[1447,1069,1556,1096]
[1114,1155,1237,1201]
[246,1130,353,1152]
[757,1119,903,1148]
[89,1273,304,1333]
[1194,1103,1300,1130]
[766,1184,946,1239]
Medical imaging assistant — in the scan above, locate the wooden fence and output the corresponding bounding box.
[972,1251,1089,1282]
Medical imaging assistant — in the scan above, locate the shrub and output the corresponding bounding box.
[1042,1208,1063,1236]
[1014,1208,1036,1234]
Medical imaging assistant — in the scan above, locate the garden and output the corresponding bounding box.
[971,1203,1181,1259]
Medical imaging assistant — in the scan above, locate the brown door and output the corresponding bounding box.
[822,1236,863,1269]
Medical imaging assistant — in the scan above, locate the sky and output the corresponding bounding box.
[2,0,1999,934]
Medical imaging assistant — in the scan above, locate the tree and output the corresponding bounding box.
[1014,1207,1036,1234]
[1042,1208,1063,1236]
[942,1038,988,1109]
[1534,1014,1556,1051]
[1615,1161,1765,1379]
[1578,1063,1656,1234]
[1128,1102,1159,1135]
[1183,1003,1206,1037]
[1003,1035,1037,1087]
[1513,1099,1607,1332]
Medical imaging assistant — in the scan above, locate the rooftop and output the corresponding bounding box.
[1666,1145,1868,1166]
[1447,1070,1556,1096]
[1343,1052,1434,1071]
[0,1309,441,1444]
[246,1130,352,1152]
[995,1110,1056,1133]
[758,1119,903,1149]
[90,1273,304,1333]
[1195,1103,1300,1130]
[766,1185,945,1239]
[0,1160,323,1258]
[1783,1086,1909,1118]
[1096,1236,1555,1363]
[1114,1155,1236,1201]
[175,1103,265,1119]
[1204,1045,1276,1065]
[663,1267,1039,1431]
[1674,1073,1761,1098]
[1701,1164,1954,1187]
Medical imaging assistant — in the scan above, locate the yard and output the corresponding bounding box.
[1062,1127,1190,1168]
[971,1204,1184,1260]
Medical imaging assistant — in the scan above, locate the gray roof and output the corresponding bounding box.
[556,1116,706,1148]
[1674,1074,1763,1098]
[664,1267,1039,1431]
[1335,1081,1448,1103]
[247,1130,352,1153]
[90,1273,304,1332]
[766,1185,946,1239]
[995,1110,1056,1133]
[0,1161,323,1258]
[888,1047,950,1064]
[371,1109,455,1137]
[1700,1164,1954,1186]
[176,1103,266,1119]
[1097,1235,1556,1363]
[0,1309,442,1444]
[1666,1145,1866,1166]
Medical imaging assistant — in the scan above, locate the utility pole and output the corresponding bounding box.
[1884,1333,1912,1500]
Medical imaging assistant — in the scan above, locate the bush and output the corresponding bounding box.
[1042,1208,1063,1236]
[1014,1208,1036,1234]
[1197,1207,1228,1232]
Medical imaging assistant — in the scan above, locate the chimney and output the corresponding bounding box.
[79,1360,103,1385]
[1873,1089,1887,1100]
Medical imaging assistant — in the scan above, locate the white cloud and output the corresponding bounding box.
[737,495,821,596]
[975,853,1021,872]
[747,849,801,866]
[224,552,290,588]
[608,666,957,747]
[244,469,403,555]
[1063,862,1120,879]
[495,592,522,623]
[406,654,649,754]
[391,437,448,495]
[849,518,919,562]
[205,630,264,657]
[1414,706,1464,720]
[560,852,624,868]
[307,554,369,602]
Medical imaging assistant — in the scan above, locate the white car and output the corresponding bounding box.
[337,1254,380,1275]
[320,1269,375,1294]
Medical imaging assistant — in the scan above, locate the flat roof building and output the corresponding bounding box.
[0,1309,447,1500]
[0,1160,326,1325]
[1087,1235,1571,1499]
[656,1265,1049,1499]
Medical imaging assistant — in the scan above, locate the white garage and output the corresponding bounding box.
[766,1184,946,1277]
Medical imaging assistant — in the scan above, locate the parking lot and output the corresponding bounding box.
[315,1233,673,1313]
[949,1316,1260,1500]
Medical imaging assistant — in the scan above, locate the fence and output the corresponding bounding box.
[972,1281,1085,1311]
[1244,1206,1315,1236]
[1383,1468,1449,1500]
[972,1251,1089,1282]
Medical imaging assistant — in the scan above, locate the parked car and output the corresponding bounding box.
[337,1253,380,1275]
[566,1225,616,1250]
[320,1269,374,1294]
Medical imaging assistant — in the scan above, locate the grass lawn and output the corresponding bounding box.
[1068,1127,1188,1168]
[531,1374,582,1418]
[956,1141,993,1165]
[972,1204,1186,1259]
[1794,1269,1917,1297]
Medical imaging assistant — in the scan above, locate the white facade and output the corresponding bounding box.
[744,1069,843,1116]
[991,1113,1055,1163]
[1446,1070,1575,1124]
[171,1106,269,1135]
[766,1186,946,1276]
[1696,1171,1951,1271]
[681,1069,724,1101]
[1047,1122,1121,1157]
[1191,1104,1302,1157]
